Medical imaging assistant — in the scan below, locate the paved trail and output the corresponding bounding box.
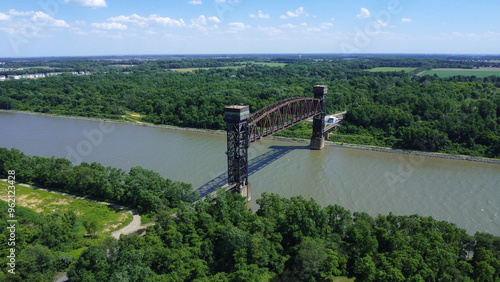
[1,180,154,238]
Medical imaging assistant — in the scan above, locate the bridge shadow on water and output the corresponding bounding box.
[196,145,310,198]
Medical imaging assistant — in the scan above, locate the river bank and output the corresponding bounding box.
[2,109,499,165]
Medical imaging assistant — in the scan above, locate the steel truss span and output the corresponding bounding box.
[248,97,322,144]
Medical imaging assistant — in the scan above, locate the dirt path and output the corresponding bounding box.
[1,180,154,238]
[111,211,142,239]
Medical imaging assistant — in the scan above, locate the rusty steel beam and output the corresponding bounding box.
[248,97,322,144]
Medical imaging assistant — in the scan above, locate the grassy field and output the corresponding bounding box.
[170,62,286,73]
[0,181,132,235]
[237,61,287,67]
[420,67,500,78]
[367,67,417,72]
[169,66,244,73]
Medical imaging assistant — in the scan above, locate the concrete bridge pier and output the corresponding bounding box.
[310,85,327,150]
[310,136,325,150]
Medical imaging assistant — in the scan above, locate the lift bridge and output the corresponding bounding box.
[224,85,338,200]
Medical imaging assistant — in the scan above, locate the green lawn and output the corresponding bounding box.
[367,67,417,72]
[0,181,132,235]
[169,66,245,72]
[420,68,500,78]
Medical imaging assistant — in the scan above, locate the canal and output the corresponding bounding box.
[1,111,499,235]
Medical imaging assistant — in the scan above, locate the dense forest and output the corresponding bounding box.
[0,55,499,158]
[1,148,500,281]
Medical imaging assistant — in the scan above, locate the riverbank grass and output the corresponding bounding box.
[0,181,132,236]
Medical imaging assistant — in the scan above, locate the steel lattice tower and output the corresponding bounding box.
[225,105,250,198]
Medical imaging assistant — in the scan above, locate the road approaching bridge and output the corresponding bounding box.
[224,85,332,201]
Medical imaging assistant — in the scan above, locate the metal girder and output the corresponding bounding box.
[248,97,322,143]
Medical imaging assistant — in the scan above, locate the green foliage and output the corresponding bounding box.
[2,56,499,158]
[2,173,500,281]
[0,148,197,214]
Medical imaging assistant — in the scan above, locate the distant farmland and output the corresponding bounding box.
[367,67,417,72]
[420,68,500,78]
[170,61,286,73]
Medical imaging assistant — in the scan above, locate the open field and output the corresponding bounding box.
[237,61,287,67]
[169,65,244,72]
[367,67,417,72]
[0,181,132,235]
[420,67,500,78]
[170,61,286,73]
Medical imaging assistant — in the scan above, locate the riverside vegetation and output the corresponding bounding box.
[1,55,500,281]
[0,55,499,158]
[1,148,500,281]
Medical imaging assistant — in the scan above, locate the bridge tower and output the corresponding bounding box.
[310,85,327,150]
[225,105,251,200]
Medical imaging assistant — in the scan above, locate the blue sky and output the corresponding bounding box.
[1,0,499,57]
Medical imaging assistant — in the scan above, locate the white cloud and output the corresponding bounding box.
[320,22,333,29]
[0,12,11,21]
[401,18,412,23]
[31,12,70,28]
[91,22,127,30]
[189,0,202,5]
[107,13,190,29]
[281,23,297,29]
[357,8,371,19]
[208,16,221,23]
[228,22,250,33]
[149,15,186,27]
[0,27,17,34]
[250,10,270,19]
[191,15,207,25]
[306,27,322,32]
[374,20,388,28]
[8,9,35,16]
[185,15,220,31]
[257,26,281,35]
[281,7,307,19]
[64,0,107,8]
[444,31,500,40]
[109,14,148,25]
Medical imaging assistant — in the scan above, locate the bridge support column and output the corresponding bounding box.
[225,105,251,201]
[311,85,327,150]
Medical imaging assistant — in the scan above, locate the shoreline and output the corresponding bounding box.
[268,136,500,165]
[2,109,499,165]
[0,109,227,135]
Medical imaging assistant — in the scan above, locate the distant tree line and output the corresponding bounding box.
[0,56,499,158]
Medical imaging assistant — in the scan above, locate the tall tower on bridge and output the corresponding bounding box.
[310,85,327,150]
[224,85,327,201]
[224,105,251,200]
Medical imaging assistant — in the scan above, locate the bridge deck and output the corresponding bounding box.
[324,123,340,134]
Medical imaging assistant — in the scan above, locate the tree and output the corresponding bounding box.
[354,255,376,281]
[286,237,328,281]
[17,244,55,279]
[68,246,110,281]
